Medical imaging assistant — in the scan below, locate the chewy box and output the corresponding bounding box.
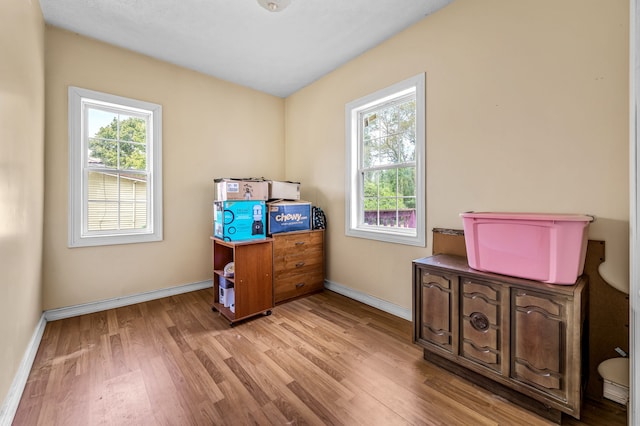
[460,212,593,285]
[214,178,268,201]
[269,180,301,200]
[267,200,311,234]
[214,200,266,242]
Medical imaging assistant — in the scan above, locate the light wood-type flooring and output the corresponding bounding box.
[14,289,627,425]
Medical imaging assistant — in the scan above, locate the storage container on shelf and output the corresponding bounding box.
[460,212,594,285]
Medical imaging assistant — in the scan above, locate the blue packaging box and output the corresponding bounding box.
[267,201,311,234]
[214,200,266,241]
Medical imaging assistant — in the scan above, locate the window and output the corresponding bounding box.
[345,74,425,246]
[68,87,162,247]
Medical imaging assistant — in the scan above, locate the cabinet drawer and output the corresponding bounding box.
[274,248,323,274]
[460,278,501,370]
[273,231,323,275]
[273,231,323,252]
[274,269,324,302]
[275,263,322,280]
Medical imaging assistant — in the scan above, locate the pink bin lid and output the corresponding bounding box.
[460,212,594,222]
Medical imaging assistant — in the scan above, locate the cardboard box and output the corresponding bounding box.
[214,178,268,201]
[269,180,300,200]
[267,200,311,234]
[214,200,266,241]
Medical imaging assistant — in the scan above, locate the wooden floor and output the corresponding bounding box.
[14,289,627,425]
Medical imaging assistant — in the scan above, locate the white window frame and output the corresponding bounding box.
[68,86,163,247]
[345,73,426,246]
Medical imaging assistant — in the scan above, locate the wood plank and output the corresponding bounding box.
[13,289,626,426]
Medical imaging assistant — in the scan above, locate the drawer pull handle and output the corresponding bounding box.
[295,241,305,246]
[470,312,490,332]
[295,282,305,288]
[295,262,305,268]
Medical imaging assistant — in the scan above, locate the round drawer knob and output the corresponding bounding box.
[470,312,490,331]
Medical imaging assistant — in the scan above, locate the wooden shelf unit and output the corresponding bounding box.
[211,237,274,325]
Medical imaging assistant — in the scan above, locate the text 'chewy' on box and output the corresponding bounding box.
[267,200,311,234]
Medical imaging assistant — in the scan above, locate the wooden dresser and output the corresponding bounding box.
[413,254,588,423]
[272,229,324,303]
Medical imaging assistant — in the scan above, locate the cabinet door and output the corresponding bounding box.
[511,289,565,399]
[416,268,457,354]
[460,278,502,372]
[234,242,274,318]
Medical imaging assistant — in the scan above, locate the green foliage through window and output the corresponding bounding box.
[88,114,147,170]
[360,96,416,229]
[85,107,150,233]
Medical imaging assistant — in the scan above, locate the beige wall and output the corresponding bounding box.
[286,0,630,309]
[0,0,629,414]
[0,0,45,405]
[43,27,285,309]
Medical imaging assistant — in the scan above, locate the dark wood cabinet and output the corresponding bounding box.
[272,229,324,303]
[416,270,457,352]
[460,277,504,373]
[211,237,274,325]
[413,254,587,422]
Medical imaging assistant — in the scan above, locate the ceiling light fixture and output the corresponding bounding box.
[257,0,292,12]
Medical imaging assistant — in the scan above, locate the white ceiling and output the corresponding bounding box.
[39,0,453,98]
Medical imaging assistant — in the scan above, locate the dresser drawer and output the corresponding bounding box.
[274,268,324,302]
[273,230,323,254]
[274,247,323,274]
[273,230,325,303]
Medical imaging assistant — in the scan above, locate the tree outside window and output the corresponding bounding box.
[345,74,425,246]
[68,86,162,247]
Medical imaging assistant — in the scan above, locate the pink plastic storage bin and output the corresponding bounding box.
[460,212,594,285]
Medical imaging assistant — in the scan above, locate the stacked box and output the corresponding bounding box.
[267,200,311,234]
[214,200,266,241]
[214,178,268,201]
[269,180,300,200]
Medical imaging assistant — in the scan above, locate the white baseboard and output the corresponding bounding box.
[44,280,212,321]
[0,280,212,426]
[0,314,46,426]
[324,279,411,321]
